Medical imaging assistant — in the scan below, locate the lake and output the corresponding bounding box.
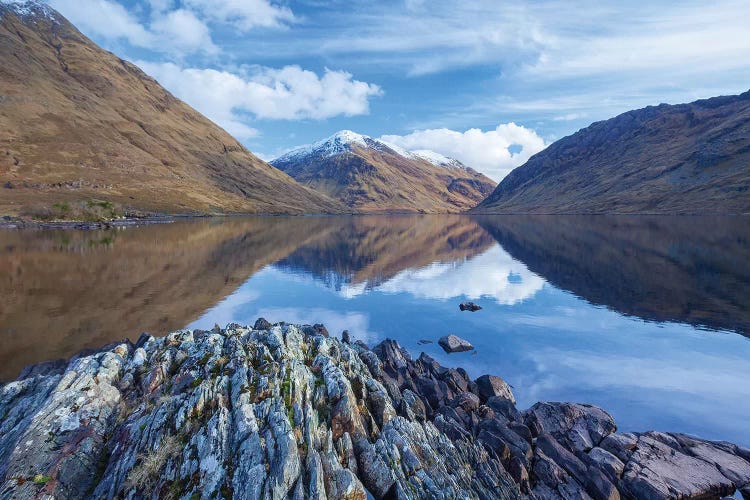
[1,215,749,447]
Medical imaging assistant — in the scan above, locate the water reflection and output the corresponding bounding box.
[3,214,750,444]
[0,217,325,379]
[475,215,750,336]
[275,215,494,290]
[274,216,542,303]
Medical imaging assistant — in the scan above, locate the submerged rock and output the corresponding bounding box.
[438,334,474,353]
[0,323,748,500]
[459,301,482,312]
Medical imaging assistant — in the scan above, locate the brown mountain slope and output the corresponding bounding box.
[0,1,342,216]
[272,131,496,213]
[474,91,750,214]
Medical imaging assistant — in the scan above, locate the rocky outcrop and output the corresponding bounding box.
[1,323,749,499]
[459,302,482,312]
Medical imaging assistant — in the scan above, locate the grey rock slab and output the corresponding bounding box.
[525,402,616,453]
[619,434,738,499]
[438,334,474,353]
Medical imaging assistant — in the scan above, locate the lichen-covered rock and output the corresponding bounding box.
[0,323,748,500]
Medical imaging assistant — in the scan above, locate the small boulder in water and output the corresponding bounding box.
[459,301,482,312]
[438,334,474,353]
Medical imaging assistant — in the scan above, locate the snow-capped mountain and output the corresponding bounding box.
[275,130,470,172]
[0,0,58,21]
[272,130,497,212]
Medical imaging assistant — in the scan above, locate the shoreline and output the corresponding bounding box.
[3,211,750,231]
[1,321,748,499]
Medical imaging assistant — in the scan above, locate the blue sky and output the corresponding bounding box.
[45,0,750,180]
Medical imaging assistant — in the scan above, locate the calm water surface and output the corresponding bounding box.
[1,215,749,446]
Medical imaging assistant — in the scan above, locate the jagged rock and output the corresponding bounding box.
[438,334,474,353]
[486,396,522,422]
[459,302,482,312]
[476,374,516,404]
[0,324,748,500]
[342,330,351,344]
[599,432,638,463]
[588,446,625,483]
[254,317,272,330]
[524,402,616,453]
[451,392,481,412]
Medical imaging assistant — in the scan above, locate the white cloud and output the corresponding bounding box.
[183,0,294,31]
[552,112,587,122]
[48,0,218,56]
[137,61,382,138]
[150,9,218,55]
[48,0,154,48]
[146,0,173,14]
[339,245,546,306]
[381,123,546,181]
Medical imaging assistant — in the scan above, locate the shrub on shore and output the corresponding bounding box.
[20,199,123,222]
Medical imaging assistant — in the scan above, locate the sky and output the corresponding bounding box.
[43,0,750,181]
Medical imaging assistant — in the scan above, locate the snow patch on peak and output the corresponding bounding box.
[329,130,368,147]
[1,0,58,21]
[273,130,468,172]
[412,150,466,170]
[274,130,371,163]
[376,139,417,159]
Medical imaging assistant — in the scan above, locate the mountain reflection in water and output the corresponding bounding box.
[4,214,750,445]
[476,215,750,336]
[2,215,749,380]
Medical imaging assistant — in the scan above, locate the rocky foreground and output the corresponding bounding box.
[1,323,749,499]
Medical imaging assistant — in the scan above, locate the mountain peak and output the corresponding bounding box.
[274,130,468,172]
[328,130,369,145]
[272,130,496,212]
[0,0,59,22]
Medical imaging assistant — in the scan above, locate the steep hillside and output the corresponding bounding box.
[0,0,342,216]
[475,91,750,214]
[272,131,496,212]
